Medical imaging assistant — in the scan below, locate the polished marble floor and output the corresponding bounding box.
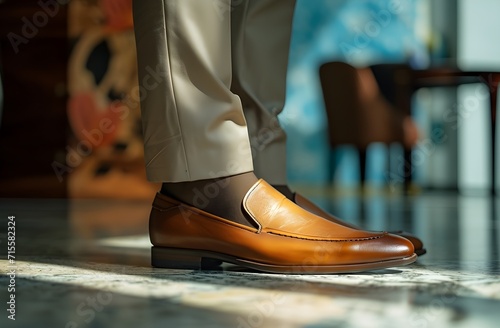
[0,189,499,328]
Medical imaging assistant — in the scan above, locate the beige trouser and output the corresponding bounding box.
[133,0,296,183]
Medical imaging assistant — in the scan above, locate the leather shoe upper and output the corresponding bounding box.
[150,179,415,266]
[294,193,425,255]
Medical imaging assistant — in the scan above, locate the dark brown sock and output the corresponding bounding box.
[272,184,294,201]
[161,172,259,227]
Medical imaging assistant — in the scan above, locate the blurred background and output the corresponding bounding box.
[0,0,499,199]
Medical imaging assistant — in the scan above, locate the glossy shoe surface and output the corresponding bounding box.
[294,193,427,256]
[149,179,416,273]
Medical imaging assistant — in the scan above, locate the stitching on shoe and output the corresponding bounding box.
[267,231,384,242]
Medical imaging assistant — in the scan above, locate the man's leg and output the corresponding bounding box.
[134,0,252,182]
[230,0,296,194]
[133,0,257,226]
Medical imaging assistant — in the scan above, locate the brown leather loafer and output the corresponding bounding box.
[294,194,427,256]
[149,179,417,273]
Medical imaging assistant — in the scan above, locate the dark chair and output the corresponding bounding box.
[319,61,419,189]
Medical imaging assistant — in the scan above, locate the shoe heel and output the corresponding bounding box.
[151,247,222,270]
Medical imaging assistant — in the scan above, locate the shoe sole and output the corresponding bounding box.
[151,247,418,274]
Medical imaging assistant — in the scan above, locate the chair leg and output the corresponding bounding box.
[328,150,335,184]
[359,148,367,186]
[403,149,412,192]
[489,84,498,195]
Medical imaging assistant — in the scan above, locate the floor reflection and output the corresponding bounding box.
[307,190,499,264]
[0,190,499,328]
